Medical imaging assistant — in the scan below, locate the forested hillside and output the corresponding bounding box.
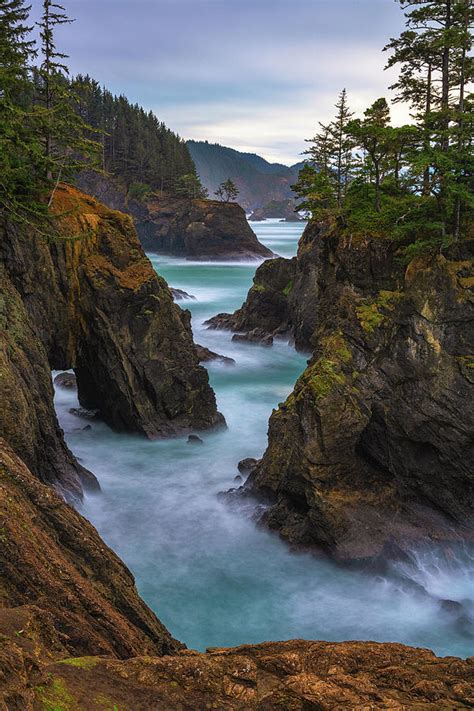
[188,140,303,211]
[73,76,197,195]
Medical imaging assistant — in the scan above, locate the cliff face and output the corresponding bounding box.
[0,440,181,665]
[219,222,474,560]
[0,185,222,496]
[77,171,273,260]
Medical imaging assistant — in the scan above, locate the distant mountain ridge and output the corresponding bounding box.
[187,140,304,211]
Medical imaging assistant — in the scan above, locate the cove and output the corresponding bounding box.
[55,220,474,658]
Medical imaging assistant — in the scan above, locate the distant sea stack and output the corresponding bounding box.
[77,171,273,261]
[249,198,305,223]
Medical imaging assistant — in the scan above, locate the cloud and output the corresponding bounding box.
[30,0,408,164]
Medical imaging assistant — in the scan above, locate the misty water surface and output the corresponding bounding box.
[55,219,474,657]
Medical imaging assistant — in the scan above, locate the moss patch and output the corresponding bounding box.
[282,280,293,297]
[356,290,403,333]
[36,676,80,711]
[307,359,346,400]
[59,656,100,671]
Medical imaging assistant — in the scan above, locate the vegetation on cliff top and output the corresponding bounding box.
[294,0,473,256]
[0,0,205,227]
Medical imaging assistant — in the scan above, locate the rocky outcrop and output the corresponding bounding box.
[2,613,473,710]
[0,441,181,663]
[249,198,304,222]
[136,195,274,260]
[77,171,274,260]
[206,257,298,343]
[0,185,222,496]
[196,344,235,365]
[223,222,474,560]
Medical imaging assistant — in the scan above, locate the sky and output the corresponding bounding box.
[30,0,408,165]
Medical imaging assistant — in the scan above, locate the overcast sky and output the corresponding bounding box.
[30,0,408,165]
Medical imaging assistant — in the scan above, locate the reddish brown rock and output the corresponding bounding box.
[1,185,223,495]
[77,170,274,261]
[0,440,181,661]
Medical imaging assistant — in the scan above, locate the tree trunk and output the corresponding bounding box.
[441,0,452,152]
[423,61,432,196]
[375,161,381,213]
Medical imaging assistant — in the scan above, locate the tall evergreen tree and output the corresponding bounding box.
[35,1,99,193]
[304,90,355,210]
[0,0,38,204]
[346,99,392,213]
[385,0,474,235]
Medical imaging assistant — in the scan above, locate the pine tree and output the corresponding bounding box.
[0,0,38,204]
[331,89,355,206]
[385,0,474,235]
[35,1,99,192]
[304,90,355,210]
[175,173,208,199]
[215,179,239,202]
[346,99,393,213]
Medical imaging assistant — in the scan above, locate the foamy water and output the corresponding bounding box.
[55,220,474,657]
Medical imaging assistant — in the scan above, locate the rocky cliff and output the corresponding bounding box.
[77,171,273,260]
[1,207,473,709]
[0,184,222,497]
[0,440,181,663]
[215,222,474,561]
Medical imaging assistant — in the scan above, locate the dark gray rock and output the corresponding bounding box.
[54,372,77,389]
[188,434,204,445]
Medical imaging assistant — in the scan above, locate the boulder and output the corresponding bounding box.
[188,434,204,445]
[54,371,77,389]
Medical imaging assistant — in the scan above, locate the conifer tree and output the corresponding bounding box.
[385,0,474,234]
[35,1,99,192]
[0,0,38,203]
[347,99,393,212]
[175,173,208,199]
[304,90,355,210]
[215,179,239,202]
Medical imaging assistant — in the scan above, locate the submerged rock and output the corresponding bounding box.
[238,458,258,475]
[171,287,196,301]
[69,407,100,421]
[187,434,204,445]
[225,222,474,561]
[196,344,235,365]
[54,371,77,389]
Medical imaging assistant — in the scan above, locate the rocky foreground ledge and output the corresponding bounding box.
[77,171,274,261]
[0,439,472,710]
